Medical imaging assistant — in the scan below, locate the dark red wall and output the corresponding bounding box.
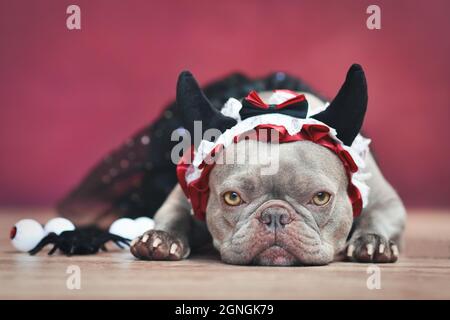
[0,0,449,207]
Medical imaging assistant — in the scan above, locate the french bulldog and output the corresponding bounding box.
[129,64,406,266]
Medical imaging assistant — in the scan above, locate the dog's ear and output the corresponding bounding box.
[312,64,368,146]
[176,71,237,135]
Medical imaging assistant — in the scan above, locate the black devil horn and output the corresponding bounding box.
[312,64,368,146]
[176,71,237,135]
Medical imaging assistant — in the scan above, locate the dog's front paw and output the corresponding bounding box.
[346,233,399,263]
[130,230,190,261]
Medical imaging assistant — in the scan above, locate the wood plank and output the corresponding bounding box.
[0,208,449,299]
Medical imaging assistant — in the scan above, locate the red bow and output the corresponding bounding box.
[245,90,307,109]
[240,91,309,120]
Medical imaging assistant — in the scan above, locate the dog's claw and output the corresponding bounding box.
[391,244,399,257]
[152,237,162,248]
[141,234,149,243]
[366,243,374,256]
[347,244,355,257]
[130,237,139,246]
[170,243,178,255]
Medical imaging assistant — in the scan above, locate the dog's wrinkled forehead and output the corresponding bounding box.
[210,139,348,197]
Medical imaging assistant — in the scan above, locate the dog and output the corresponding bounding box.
[126,64,406,266]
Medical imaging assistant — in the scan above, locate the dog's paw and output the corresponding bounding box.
[345,233,399,263]
[130,230,190,261]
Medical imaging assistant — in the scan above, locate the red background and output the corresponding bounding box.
[0,0,449,208]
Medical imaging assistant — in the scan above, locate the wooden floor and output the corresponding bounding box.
[1,208,449,299]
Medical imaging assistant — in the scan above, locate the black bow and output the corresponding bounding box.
[239,92,309,120]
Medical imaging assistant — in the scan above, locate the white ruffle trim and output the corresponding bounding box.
[347,134,372,206]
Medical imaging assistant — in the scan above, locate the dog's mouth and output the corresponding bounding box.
[252,245,298,266]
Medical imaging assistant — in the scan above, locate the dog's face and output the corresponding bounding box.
[205,139,353,265]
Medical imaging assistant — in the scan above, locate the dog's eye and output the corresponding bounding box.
[311,192,331,206]
[223,191,243,206]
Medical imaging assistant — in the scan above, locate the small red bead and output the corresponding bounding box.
[10,226,17,239]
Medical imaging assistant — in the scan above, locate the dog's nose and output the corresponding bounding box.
[259,207,292,229]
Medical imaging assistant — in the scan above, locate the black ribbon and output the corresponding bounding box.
[239,99,309,120]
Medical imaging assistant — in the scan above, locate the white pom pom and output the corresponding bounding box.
[135,217,155,236]
[44,217,75,235]
[10,219,45,252]
[109,218,139,240]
